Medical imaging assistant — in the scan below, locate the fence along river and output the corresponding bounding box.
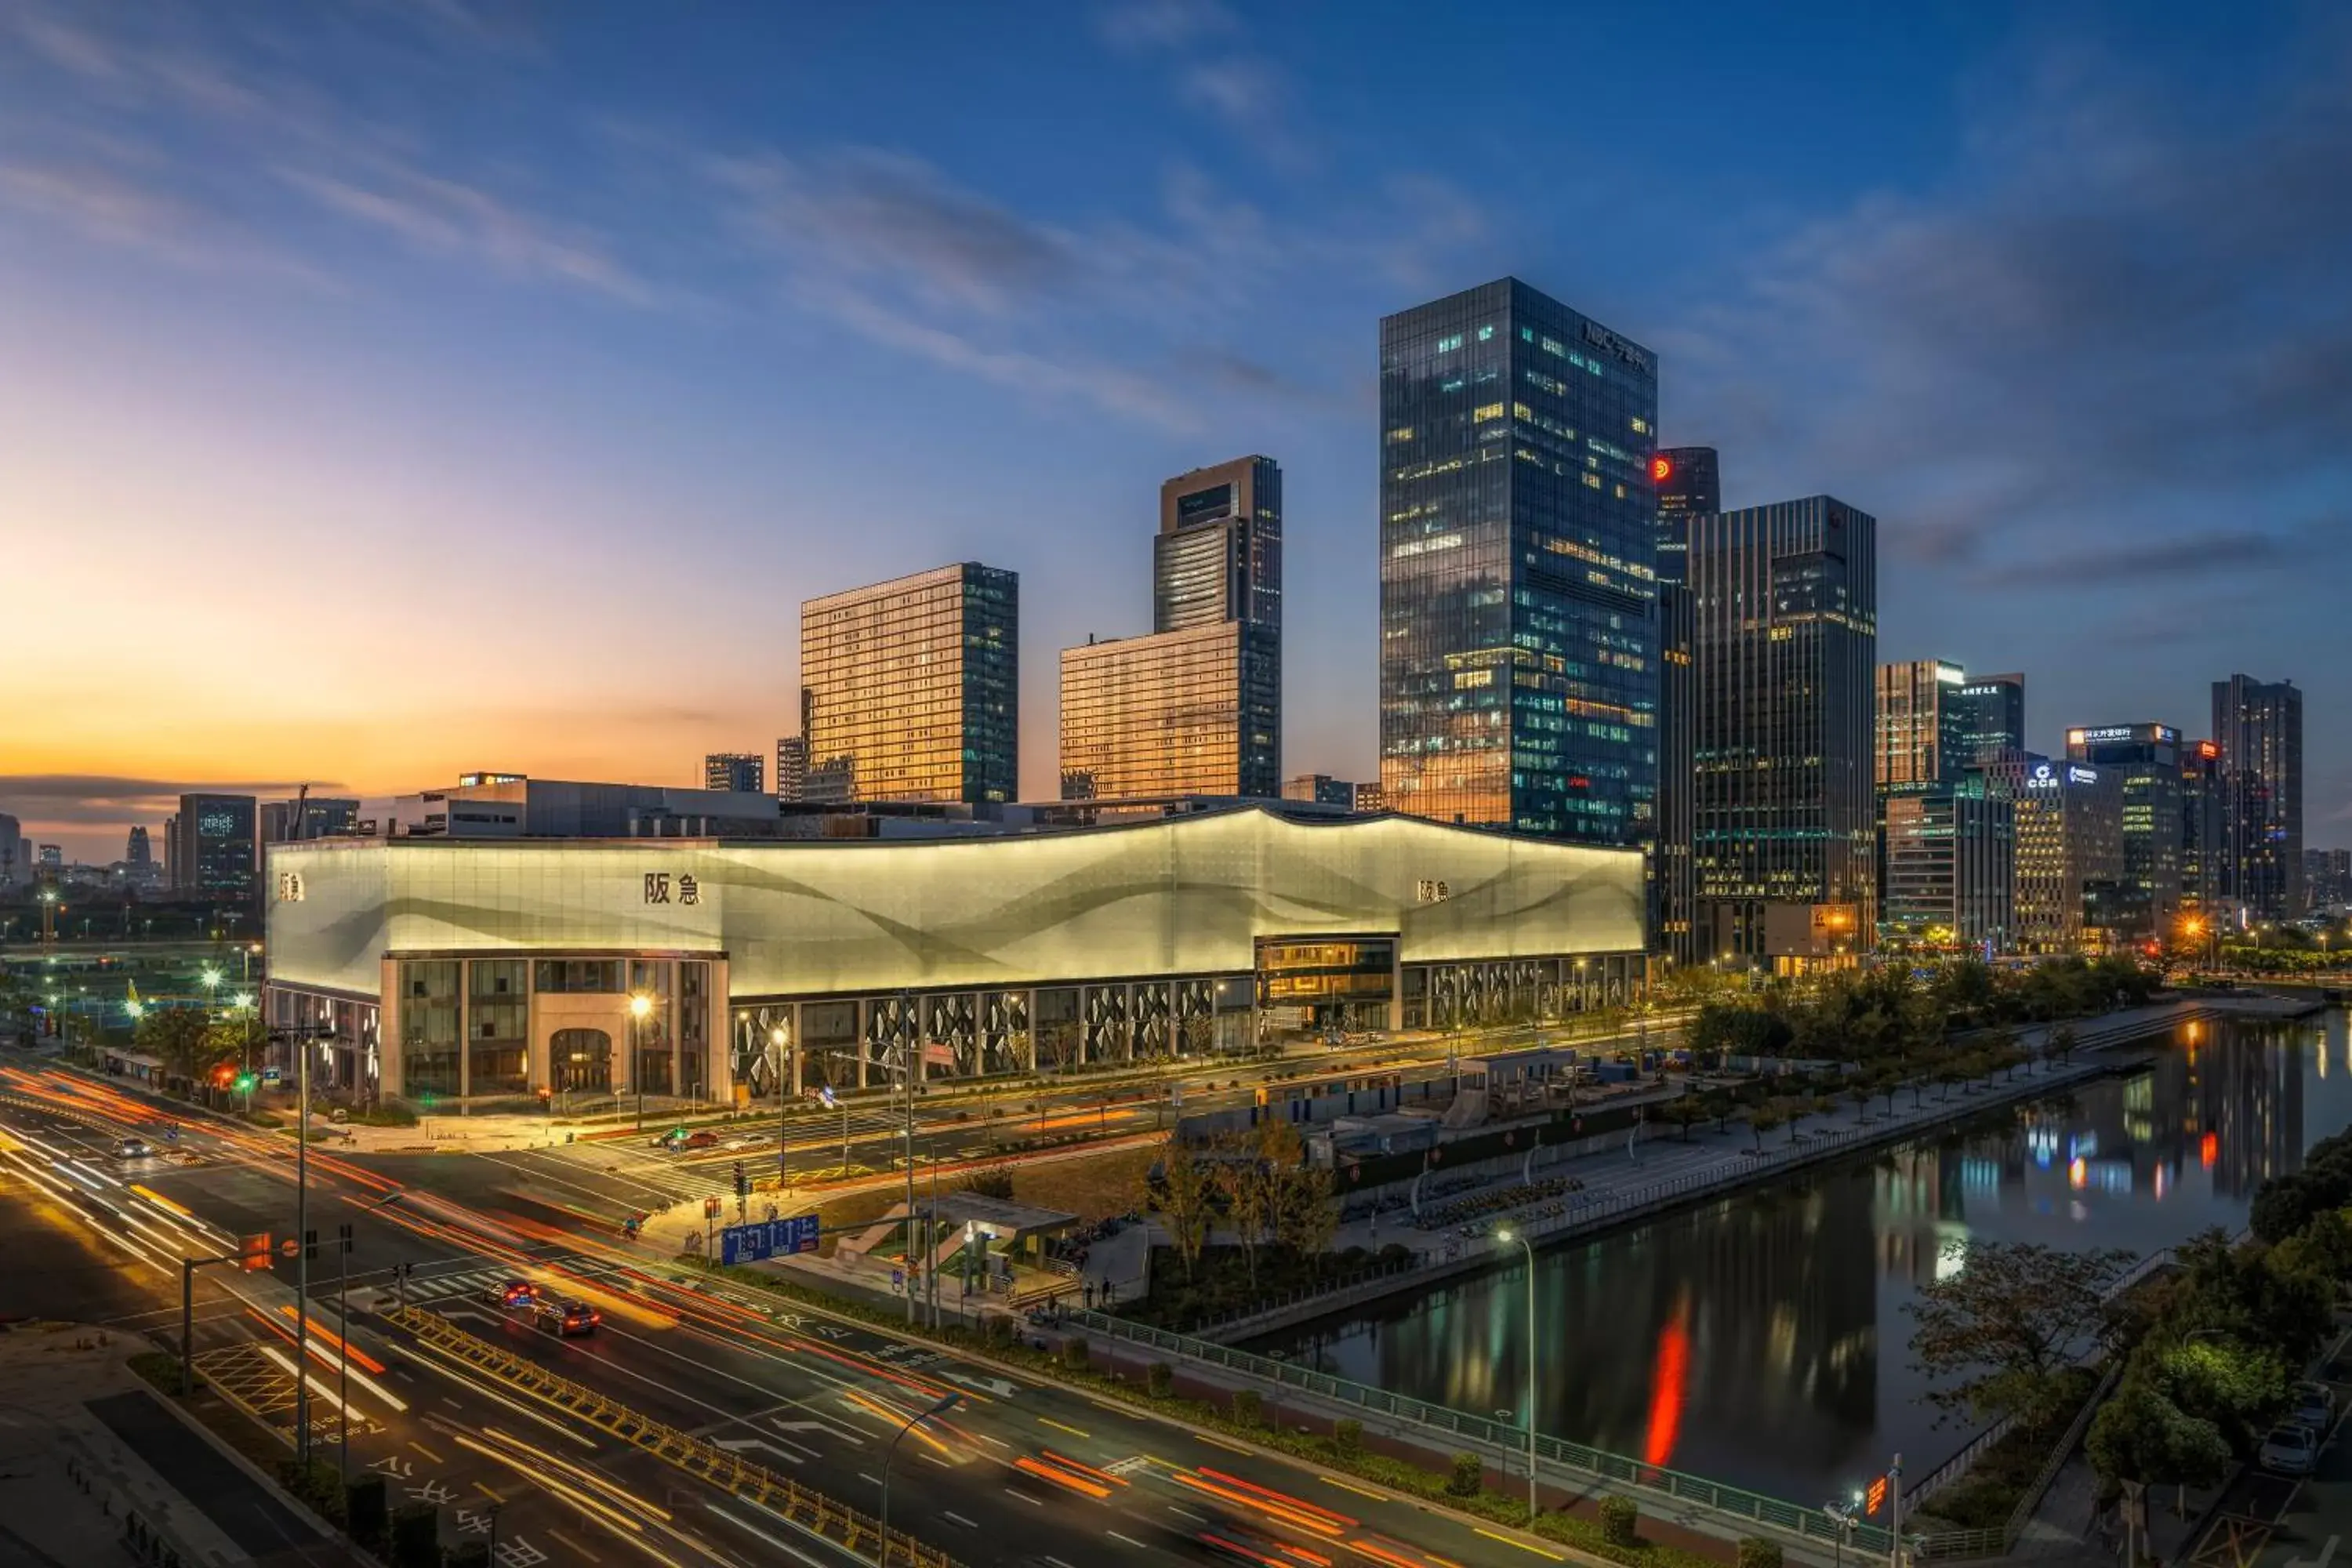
[1248,1010,2352,1506]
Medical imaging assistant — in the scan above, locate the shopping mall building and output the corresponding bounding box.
[261,804,1647,1104]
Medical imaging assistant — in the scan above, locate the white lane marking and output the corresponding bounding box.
[1003,1488,1042,1506]
[1166,1504,1206,1523]
[1107,1531,1146,1548]
[942,1512,977,1529]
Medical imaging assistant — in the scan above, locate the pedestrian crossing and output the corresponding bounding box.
[395,1253,626,1303]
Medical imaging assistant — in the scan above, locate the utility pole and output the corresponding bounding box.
[336,1222,353,1492]
[296,1022,310,1467]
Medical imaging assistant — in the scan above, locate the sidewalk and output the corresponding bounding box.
[0,1322,338,1568]
[1353,998,2210,1261]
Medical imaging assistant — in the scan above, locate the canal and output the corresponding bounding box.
[1252,1009,2352,1507]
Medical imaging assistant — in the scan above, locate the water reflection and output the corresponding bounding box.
[1257,1011,2350,1504]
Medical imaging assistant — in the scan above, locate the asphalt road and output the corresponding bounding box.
[0,1049,1592,1568]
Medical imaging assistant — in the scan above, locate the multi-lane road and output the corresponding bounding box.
[1,1050,1589,1568]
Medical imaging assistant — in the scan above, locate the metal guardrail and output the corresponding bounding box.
[387,1305,955,1568]
[1067,1308,1894,1555]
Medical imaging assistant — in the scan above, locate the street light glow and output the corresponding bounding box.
[630,993,653,1019]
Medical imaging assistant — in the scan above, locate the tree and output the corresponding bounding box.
[2048,1022,2080,1064]
[1747,1104,1785,1152]
[1270,1140,1336,1261]
[1846,1079,1874,1123]
[1216,1125,1291,1292]
[1152,1135,1214,1283]
[1906,1240,2136,1426]
[2087,1381,2232,1523]
[1661,1098,1708,1142]
[2153,1338,2288,1458]
[136,1007,223,1087]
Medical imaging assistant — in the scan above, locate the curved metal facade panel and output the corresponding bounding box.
[266,809,1644,1000]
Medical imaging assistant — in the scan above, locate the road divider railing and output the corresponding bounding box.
[383,1305,957,1568]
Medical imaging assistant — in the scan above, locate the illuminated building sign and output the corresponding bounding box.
[1581,320,1652,372]
[1650,455,1673,483]
[2067,765,2098,785]
[2076,727,2134,744]
[2028,764,2059,789]
[1936,663,1965,685]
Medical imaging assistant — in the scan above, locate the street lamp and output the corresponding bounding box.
[630,993,654,1132]
[1824,1493,1863,1568]
[1494,1225,1540,1517]
[770,1024,793,1196]
[879,1391,962,1566]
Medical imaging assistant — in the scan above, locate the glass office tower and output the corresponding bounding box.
[2212,674,2303,917]
[2064,723,2183,941]
[800,563,1019,805]
[1378,278,1659,844]
[1690,498,1879,961]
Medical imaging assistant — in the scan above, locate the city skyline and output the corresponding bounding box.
[5,3,2349,861]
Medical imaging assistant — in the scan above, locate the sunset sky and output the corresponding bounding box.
[6,1,2347,863]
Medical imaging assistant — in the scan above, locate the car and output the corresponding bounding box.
[720,1133,764,1151]
[2290,1381,2336,1432]
[652,1128,720,1152]
[111,1138,151,1159]
[2260,1422,2320,1475]
[533,1298,600,1338]
[484,1279,539,1311]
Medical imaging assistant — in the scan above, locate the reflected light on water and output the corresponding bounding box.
[1645,1295,1690,1466]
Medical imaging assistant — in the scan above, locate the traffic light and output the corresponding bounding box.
[732,1162,748,1199]
[240,1232,273,1272]
[234,1073,256,1093]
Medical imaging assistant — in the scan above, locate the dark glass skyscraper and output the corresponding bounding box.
[1690,498,1878,961]
[2212,674,2303,917]
[1956,673,2026,766]
[2064,722,2182,941]
[1377,278,1659,845]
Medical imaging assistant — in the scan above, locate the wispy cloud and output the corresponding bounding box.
[1672,32,2352,577]
[1094,0,1236,54]
[276,164,655,305]
[0,158,331,285]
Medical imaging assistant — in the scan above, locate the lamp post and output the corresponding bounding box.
[630,993,653,1132]
[1494,1225,1539,1516]
[879,1392,961,1566]
[770,1023,792,1196]
[232,992,256,1110]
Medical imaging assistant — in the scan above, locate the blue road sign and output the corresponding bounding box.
[720,1213,820,1266]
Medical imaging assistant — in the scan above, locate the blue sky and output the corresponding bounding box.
[2,0,2345,859]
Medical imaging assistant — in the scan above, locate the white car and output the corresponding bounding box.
[2260,1422,2320,1475]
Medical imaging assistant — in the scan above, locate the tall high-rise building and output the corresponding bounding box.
[2305,848,2350,913]
[800,563,1019,805]
[2180,739,2227,915]
[1058,457,1283,801]
[1955,673,2027,766]
[168,794,257,898]
[1652,448,1711,967]
[1875,659,1969,789]
[1883,772,2015,949]
[1653,581,1697,964]
[2212,674,2303,917]
[1875,659,2018,950]
[703,753,765,795]
[125,826,151,866]
[0,813,23,887]
[2065,724,2183,942]
[1377,278,1659,846]
[37,845,61,869]
[1690,497,1878,964]
[1652,445,1719,591]
[2016,757,2125,950]
[774,737,808,804]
